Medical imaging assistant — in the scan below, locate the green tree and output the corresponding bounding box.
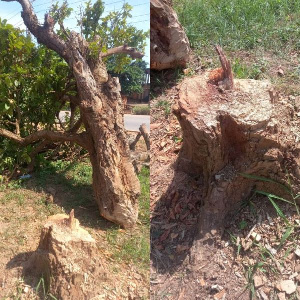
[0,18,73,173]
[0,0,148,228]
[108,60,147,95]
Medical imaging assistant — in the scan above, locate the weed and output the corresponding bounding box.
[227,231,242,257]
[173,136,183,143]
[240,173,300,297]
[35,277,58,300]
[156,100,171,117]
[239,220,248,230]
[245,261,265,300]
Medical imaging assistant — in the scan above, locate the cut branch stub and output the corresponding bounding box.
[208,45,234,90]
[129,123,150,151]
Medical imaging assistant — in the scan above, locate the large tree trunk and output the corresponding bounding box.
[4,0,143,228]
[150,0,191,70]
[78,74,140,226]
[61,35,141,228]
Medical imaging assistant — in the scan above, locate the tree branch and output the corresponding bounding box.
[68,117,82,133]
[2,0,68,61]
[0,127,87,148]
[101,45,144,59]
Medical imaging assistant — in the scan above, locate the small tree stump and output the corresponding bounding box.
[24,210,106,299]
[150,0,190,70]
[173,64,300,238]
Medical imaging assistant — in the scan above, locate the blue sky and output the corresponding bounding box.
[0,0,150,64]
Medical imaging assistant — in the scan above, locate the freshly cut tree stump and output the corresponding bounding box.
[173,65,300,238]
[24,210,106,299]
[150,0,190,70]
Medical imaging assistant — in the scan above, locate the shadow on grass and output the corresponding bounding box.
[21,160,120,232]
[150,68,186,99]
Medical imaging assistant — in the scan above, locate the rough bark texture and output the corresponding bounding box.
[1,0,142,227]
[173,72,300,240]
[150,0,190,70]
[24,212,107,299]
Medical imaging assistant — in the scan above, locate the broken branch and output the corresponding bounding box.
[101,45,144,59]
[0,127,87,148]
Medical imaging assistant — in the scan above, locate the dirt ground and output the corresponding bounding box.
[150,65,300,300]
[0,137,149,300]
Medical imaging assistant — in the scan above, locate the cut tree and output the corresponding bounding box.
[173,47,300,257]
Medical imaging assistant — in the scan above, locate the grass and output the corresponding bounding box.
[173,0,300,53]
[234,173,300,298]
[155,100,171,117]
[171,0,300,95]
[132,105,150,115]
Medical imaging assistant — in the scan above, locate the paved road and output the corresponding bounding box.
[124,114,150,132]
[59,111,150,132]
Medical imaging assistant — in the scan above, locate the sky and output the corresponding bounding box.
[0,0,150,64]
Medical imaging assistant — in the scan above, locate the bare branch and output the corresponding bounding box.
[101,45,144,59]
[2,0,68,61]
[129,123,150,151]
[0,127,87,148]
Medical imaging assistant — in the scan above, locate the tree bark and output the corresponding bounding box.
[24,211,107,299]
[2,0,142,228]
[150,0,190,70]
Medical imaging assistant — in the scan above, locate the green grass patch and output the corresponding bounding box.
[132,105,150,115]
[173,0,300,53]
[232,58,267,79]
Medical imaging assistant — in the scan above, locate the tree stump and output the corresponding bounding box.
[24,210,106,299]
[150,0,191,70]
[173,55,300,239]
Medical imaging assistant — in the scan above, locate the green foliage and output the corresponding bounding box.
[0,18,72,174]
[79,0,148,73]
[81,0,104,39]
[0,0,149,174]
[109,60,147,95]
